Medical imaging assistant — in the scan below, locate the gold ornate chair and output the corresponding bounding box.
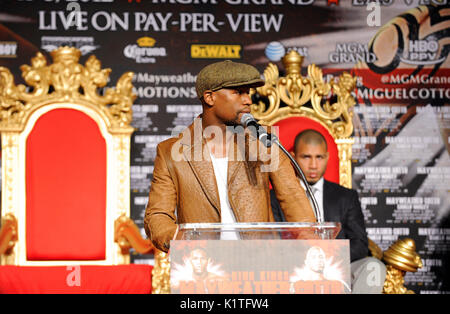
[0,47,154,293]
[252,50,355,188]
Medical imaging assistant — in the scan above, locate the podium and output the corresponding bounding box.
[169,222,351,294]
[175,222,341,240]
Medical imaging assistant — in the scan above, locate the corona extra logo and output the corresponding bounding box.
[123,37,166,64]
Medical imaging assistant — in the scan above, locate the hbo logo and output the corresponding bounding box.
[408,40,439,61]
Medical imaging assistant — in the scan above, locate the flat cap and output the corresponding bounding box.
[195,60,265,99]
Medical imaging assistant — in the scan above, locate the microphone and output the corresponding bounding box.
[240,113,274,147]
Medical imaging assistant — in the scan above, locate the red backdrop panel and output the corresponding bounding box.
[26,108,107,260]
[273,116,339,184]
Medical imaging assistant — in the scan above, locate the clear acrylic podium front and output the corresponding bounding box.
[175,222,342,240]
[169,222,351,294]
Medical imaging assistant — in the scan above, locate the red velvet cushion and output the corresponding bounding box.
[273,116,339,184]
[26,108,107,260]
[0,265,152,294]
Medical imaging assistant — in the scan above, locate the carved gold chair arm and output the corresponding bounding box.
[114,214,154,255]
[0,214,18,256]
[368,237,383,260]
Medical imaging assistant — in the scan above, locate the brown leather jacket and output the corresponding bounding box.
[144,119,316,252]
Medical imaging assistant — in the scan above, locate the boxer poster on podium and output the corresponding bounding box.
[170,239,351,294]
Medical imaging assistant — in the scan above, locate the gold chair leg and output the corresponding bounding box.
[152,249,171,294]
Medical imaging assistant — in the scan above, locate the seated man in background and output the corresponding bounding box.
[271,129,386,294]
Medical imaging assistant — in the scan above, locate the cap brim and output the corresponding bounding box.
[214,78,265,91]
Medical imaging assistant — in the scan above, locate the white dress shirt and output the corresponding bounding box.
[300,177,324,222]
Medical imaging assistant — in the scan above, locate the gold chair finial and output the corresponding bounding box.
[281,50,303,75]
[50,46,81,63]
[383,237,423,273]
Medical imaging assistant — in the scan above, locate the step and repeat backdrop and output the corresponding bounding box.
[0,0,448,293]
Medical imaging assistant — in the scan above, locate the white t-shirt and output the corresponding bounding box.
[210,153,239,240]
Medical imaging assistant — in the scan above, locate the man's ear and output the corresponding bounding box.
[203,90,214,107]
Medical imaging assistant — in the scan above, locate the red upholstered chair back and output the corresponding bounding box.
[273,116,339,184]
[26,108,107,261]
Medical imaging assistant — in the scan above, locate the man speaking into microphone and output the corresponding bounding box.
[144,60,315,253]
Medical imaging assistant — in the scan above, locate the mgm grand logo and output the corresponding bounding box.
[190,44,242,59]
[329,42,377,64]
[124,36,167,64]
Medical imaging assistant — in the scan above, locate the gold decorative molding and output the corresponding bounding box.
[335,138,354,189]
[0,214,18,256]
[251,50,357,188]
[252,50,356,138]
[0,132,20,265]
[0,46,135,133]
[382,238,423,294]
[152,249,171,294]
[113,135,132,218]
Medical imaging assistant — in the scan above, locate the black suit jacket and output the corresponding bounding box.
[271,179,369,262]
